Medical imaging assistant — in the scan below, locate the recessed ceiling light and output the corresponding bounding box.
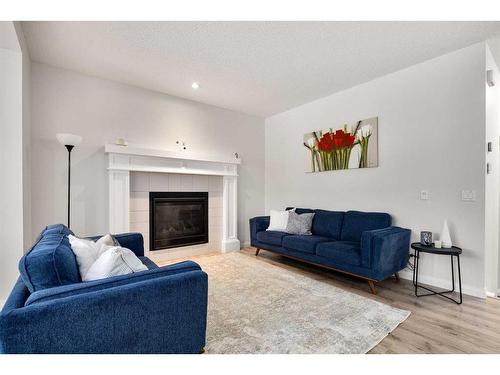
[191,82,200,90]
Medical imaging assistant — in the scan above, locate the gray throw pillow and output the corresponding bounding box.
[286,211,315,235]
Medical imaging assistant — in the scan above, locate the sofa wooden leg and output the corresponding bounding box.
[394,272,400,282]
[199,347,205,354]
[255,248,260,256]
[367,280,377,295]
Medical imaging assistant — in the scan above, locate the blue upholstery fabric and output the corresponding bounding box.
[256,230,290,246]
[250,216,270,247]
[250,210,410,283]
[139,256,158,269]
[361,227,411,271]
[1,271,207,353]
[282,235,330,254]
[316,241,361,266]
[311,210,345,239]
[1,228,208,354]
[25,261,201,306]
[340,211,391,242]
[19,224,81,293]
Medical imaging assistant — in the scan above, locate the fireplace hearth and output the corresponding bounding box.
[149,192,209,251]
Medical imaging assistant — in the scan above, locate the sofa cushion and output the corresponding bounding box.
[316,241,362,266]
[311,210,345,239]
[256,230,290,246]
[340,211,391,242]
[282,235,331,254]
[19,224,81,293]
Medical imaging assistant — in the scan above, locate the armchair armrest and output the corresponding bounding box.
[360,226,411,277]
[0,268,207,353]
[250,216,270,245]
[87,232,144,257]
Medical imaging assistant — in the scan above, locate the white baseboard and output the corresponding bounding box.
[241,241,250,248]
[399,269,486,299]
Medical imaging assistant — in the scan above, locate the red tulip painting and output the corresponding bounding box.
[303,117,378,173]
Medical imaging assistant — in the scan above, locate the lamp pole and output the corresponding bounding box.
[56,133,82,230]
[65,144,74,228]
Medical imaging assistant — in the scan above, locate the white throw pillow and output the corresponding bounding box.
[84,246,148,281]
[266,210,290,232]
[68,234,119,280]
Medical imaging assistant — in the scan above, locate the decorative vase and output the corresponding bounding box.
[441,219,452,248]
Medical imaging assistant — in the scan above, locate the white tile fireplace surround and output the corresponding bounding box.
[105,144,240,262]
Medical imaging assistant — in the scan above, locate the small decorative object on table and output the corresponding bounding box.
[441,219,453,248]
[420,231,432,246]
[411,242,462,304]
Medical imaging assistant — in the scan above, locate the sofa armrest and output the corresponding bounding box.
[24,260,201,306]
[0,269,207,353]
[87,232,144,257]
[249,216,270,245]
[360,226,411,275]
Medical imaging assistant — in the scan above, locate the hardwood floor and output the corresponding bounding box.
[158,247,500,354]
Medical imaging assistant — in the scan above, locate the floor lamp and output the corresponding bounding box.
[56,133,82,229]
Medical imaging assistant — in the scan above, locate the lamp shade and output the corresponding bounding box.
[56,133,82,147]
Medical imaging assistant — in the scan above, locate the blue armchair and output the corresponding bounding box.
[0,225,208,354]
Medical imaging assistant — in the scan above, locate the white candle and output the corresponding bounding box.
[434,240,442,248]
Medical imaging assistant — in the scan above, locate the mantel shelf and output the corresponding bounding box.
[104,143,242,165]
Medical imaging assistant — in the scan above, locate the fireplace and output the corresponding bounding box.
[149,192,209,251]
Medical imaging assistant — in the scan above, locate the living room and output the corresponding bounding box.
[1,0,500,371]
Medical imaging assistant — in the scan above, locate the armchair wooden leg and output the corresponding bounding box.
[367,280,377,295]
[394,272,400,282]
[255,248,260,256]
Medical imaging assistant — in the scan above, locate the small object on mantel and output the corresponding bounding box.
[176,140,187,151]
[115,138,128,146]
[434,240,442,248]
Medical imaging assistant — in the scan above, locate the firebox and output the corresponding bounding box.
[149,192,209,251]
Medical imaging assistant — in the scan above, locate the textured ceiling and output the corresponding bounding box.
[22,21,500,117]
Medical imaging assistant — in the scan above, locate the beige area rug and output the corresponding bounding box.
[195,252,410,354]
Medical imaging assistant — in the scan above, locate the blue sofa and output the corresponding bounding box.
[250,208,411,294]
[0,224,208,354]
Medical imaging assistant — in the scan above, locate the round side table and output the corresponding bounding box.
[411,242,463,305]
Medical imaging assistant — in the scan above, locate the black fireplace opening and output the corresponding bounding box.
[149,192,209,251]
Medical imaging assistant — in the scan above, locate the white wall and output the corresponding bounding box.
[14,22,32,250]
[265,43,487,297]
[0,44,23,300]
[30,63,265,247]
[485,42,500,295]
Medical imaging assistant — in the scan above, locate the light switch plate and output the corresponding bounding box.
[461,190,476,201]
[420,190,429,200]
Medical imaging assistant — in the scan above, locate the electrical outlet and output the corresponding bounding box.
[420,190,429,200]
[461,190,476,201]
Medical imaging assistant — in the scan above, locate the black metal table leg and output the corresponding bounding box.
[457,254,463,304]
[413,252,462,305]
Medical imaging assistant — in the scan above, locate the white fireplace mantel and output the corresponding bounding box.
[105,144,241,253]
